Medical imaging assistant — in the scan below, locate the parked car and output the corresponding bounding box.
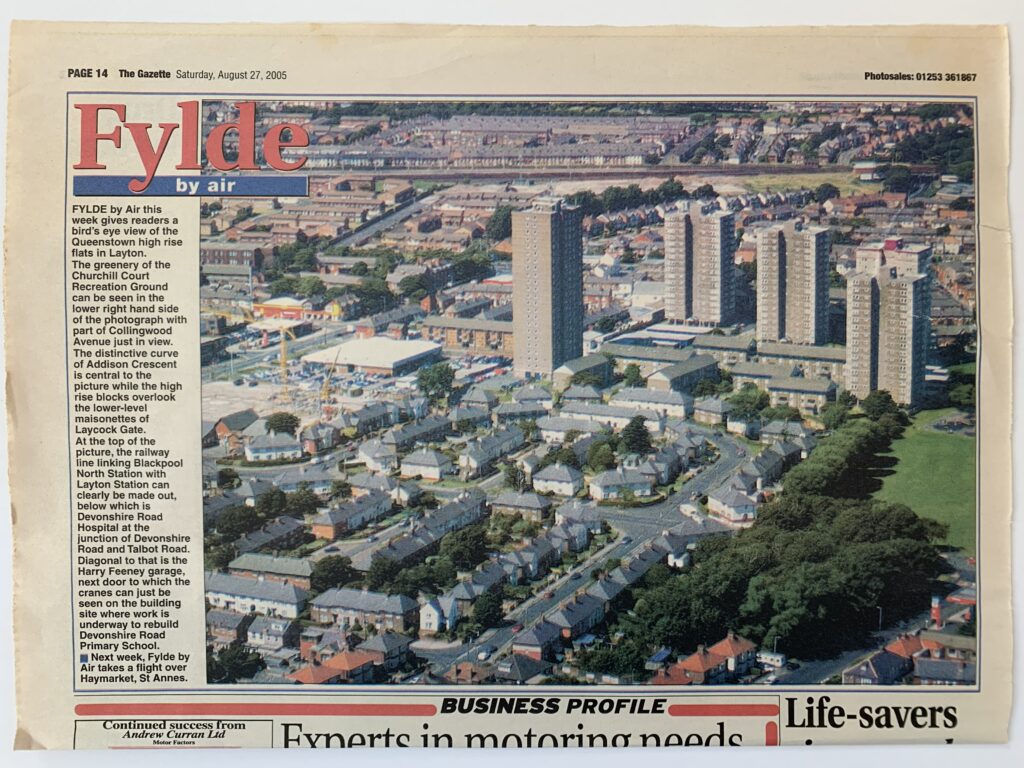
[477,645,497,661]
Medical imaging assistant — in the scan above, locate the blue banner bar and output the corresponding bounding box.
[73,175,309,197]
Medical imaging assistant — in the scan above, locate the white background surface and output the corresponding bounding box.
[0,1,1020,765]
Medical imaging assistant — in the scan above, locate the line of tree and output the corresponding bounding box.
[889,122,974,179]
[564,179,717,217]
[589,407,947,673]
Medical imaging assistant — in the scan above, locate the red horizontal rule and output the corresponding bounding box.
[74,703,437,717]
[668,704,780,717]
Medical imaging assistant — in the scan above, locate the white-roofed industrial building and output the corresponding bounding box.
[302,336,443,376]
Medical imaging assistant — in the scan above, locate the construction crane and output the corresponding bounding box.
[254,320,299,404]
[208,306,254,326]
[319,346,344,420]
[277,325,298,403]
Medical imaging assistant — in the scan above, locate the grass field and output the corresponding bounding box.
[733,171,881,197]
[873,408,977,554]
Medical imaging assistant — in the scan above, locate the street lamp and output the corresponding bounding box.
[877,606,884,632]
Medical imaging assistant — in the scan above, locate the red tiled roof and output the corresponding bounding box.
[288,664,341,684]
[322,650,376,673]
[885,635,925,659]
[709,631,756,658]
[679,647,728,674]
[649,663,694,686]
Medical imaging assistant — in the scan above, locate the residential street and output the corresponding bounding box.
[418,427,746,675]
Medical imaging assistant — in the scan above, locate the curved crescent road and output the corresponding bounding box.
[416,426,746,675]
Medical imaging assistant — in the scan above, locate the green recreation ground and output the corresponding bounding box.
[872,408,977,555]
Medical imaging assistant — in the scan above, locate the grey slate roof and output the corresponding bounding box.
[648,355,720,381]
[493,654,552,682]
[513,621,561,647]
[694,396,735,415]
[462,387,499,409]
[236,477,275,500]
[561,401,660,422]
[729,361,801,379]
[494,402,548,419]
[228,553,313,579]
[402,449,451,469]
[312,587,417,615]
[349,472,399,493]
[692,334,757,352]
[218,408,260,432]
[913,656,976,684]
[450,406,490,424]
[610,388,693,407]
[382,415,449,447]
[553,353,611,375]
[561,385,602,401]
[232,516,304,554]
[274,463,335,488]
[206,609,249,630]
[359,438,397,460]
[205,571,308,604]
[357,632,413,654]
[709,484,757,508]
[846,650,909,683]
[761,420,814,439]
[600,342,695,364]
[548,594,604,629]
[492,491,551,512]
[536,416,597,434]
[591,467,650,487]
[533,462,583,483]
[767,376,837,395]
[512,385,553,404]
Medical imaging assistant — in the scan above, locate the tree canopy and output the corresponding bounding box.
[472,592,504,629]
[616,417,944,660]
[859,390,903,421]
[438,524,489,571]
[416,362,456,404]
[727,384,769,421]
[311,555,359,592]
[622,363,644,388]
[620,416,653,455]
[207,646,265,683]
[265,411,300,436]
[485,205,514,241]
[216,505,261,540]
[813,183,841,203]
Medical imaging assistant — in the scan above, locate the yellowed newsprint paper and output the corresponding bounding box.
[4,22,1011,750]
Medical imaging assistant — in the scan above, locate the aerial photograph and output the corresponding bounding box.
[199,100,978,687]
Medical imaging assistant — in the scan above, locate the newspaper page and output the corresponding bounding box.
[5,22,1011,750]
